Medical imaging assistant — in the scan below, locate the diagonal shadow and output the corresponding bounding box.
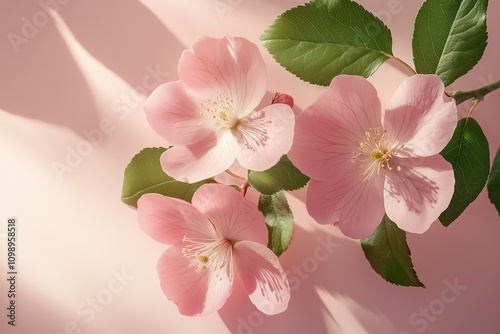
[58,0,183,88]
[0,0,99,132]
[218,224,337,334]
[0,0,183,134]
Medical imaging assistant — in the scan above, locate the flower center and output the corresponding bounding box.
[182,235,233,280]
[370,149,383,160]
[199,91,239,131]
[350,127,404,182]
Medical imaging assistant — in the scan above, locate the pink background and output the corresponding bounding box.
[1,1,499,333]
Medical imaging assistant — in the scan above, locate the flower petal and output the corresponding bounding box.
[306,170,385,239]
[160,132,237,183]
[233,241,290,315]
[235,103,295,171]
[383,75,457,157]
[192,184,268,245]
[137,193,217,245]
[157,243,233,316]
[384,155,455,233]
[144,81,212,145]
[288,75,382,180]
[178,36,267,116]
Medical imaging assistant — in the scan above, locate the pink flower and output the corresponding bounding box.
[144,36,295,183]
[288,75,457,238]
[137,184,290,316]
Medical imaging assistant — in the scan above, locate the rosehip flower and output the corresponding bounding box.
[144,36,295,183]
[137,184,290,316]
[288,75,457,238]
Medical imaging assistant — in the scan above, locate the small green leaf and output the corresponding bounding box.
[487,148,500,216]
[361,215,425,288]
[258,191,294,257]
[248,155,310,195]
[260,0,393,86]
[121,147,215,208]
[439,118,490,226]
[412,0,488,86]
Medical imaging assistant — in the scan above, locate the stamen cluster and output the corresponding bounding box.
[350,127,404,182]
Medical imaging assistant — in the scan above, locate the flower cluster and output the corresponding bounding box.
[134,35,457,316]
[138,36,294,316]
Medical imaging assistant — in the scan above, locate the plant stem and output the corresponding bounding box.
[448,80,500,105]
[386,54,417,75]
[238,181,250,197]
[225,169,247,181]
[466,97,484,118]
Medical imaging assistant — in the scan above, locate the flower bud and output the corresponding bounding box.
[272,92,294,109]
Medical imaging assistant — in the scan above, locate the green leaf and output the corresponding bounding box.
[121,147,215,208]
[439,118,490,226]
[248,155,310,195]
[258,191,294,257]
[412,0,488,86]
[260,0,393,86]
[361,215,425,288]
[487,148,500,216]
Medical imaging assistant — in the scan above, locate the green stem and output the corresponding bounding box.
[448,80,500,105]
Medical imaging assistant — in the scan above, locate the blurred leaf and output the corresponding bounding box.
[439,118,490,225]
[260,0,393,86]
[488,148,500,216]
[361,215,425,287]
[248,155,310,195]
[258,191,294,257]
[121,147,215,208]
[412,0,488,86]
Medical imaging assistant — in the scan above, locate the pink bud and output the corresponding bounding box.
[271,92,294,109]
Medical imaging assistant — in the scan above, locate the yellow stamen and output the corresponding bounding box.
[350,128,404,182]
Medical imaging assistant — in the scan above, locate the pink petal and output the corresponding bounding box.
[160,132,237,183]
[233,241,290,315]
[192,184,268,245]
[235,103,295,171]
[157,243,233,316]
[288,75,382,180]
[383,75,457,157]
[178,36,267,117]
[137,193,217,245]
[144,81,212,145]
[306,170,386,239]
[383,155,455,233]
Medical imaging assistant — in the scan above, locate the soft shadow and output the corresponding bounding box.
[59,0,183,88]
[219,224,338,334]
[220,184,432,334]
[0,0,183,133]
[0,1,100,132]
